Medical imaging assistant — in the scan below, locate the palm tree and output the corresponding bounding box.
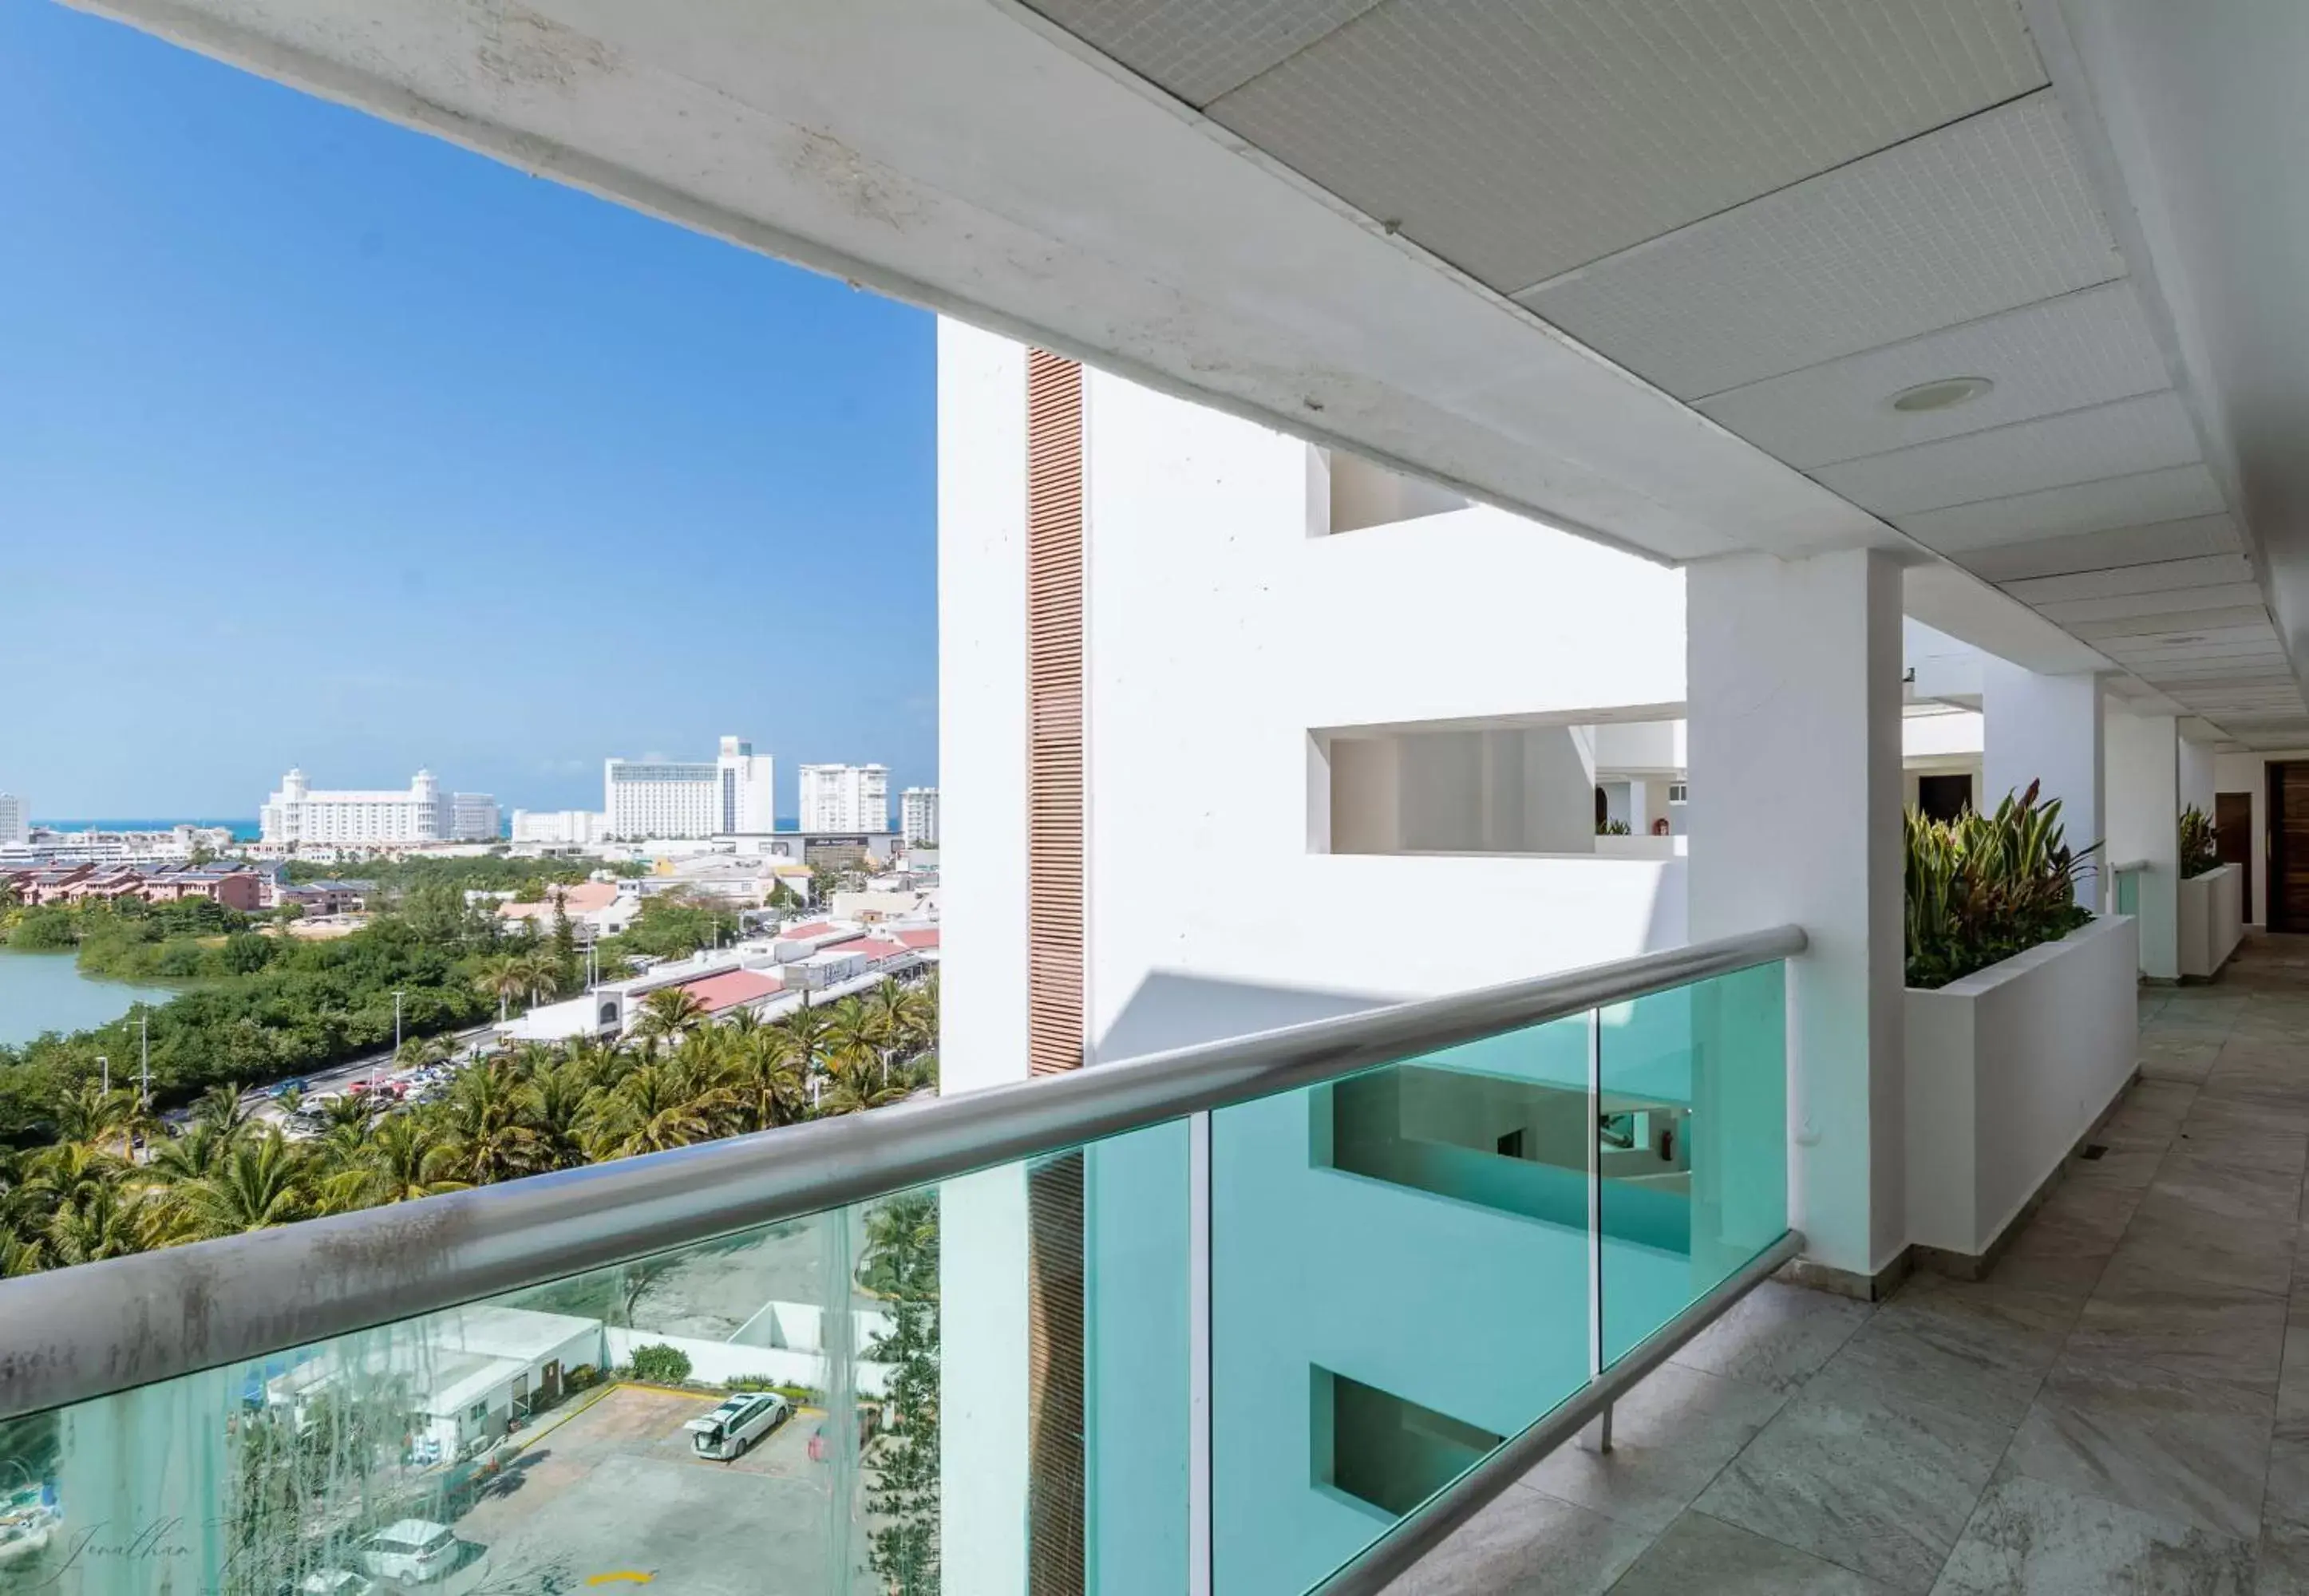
[394,1035,454,1071]
[581,1059,724,1159]
[45,1183,152,1266]
[320,1116,468,1212]
[528,1062,599,1172]
[826,996,897,1089]
[719,1025,808,1133]
[440,1065,544,1186]
[632,987,710,1045]
[191,1083,256,1140]
[144,1121,237,1184]
[512,950,563,1009]
[51,1083,141,1160]
[817,1049,909,1116]
[477,955,532,1024]
[167,1132,311,1241]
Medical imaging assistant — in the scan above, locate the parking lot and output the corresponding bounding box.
[445,1385,880,1594]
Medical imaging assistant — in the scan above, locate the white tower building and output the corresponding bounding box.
[798,763,890,832]
[259,768,454,847]
[603,737,775,839]
[901,786,940,847]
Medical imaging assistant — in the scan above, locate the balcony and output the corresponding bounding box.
[0,930,1802,1594]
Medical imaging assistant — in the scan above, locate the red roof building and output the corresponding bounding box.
[674,969,785,1014]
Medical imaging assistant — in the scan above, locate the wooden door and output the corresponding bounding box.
[2216,791,2254,923]
[2271,764,2309,931]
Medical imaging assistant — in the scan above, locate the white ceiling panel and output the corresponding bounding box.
[2032,583,2265,625]
[1695,281,2173,468]
[2102,646,2285,670]
[1205,0,2047,294]
[2070,604,2273,641]
[1516,93,2124,399]
[1896,464,2228,551]
[1956,516,2244,583]
[1999,554,2254,605]
[1813,392,2202,516]
[1023,0,1385,106]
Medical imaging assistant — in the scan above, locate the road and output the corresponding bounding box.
[159,1018,503,1130]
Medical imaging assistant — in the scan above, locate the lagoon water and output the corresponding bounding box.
[0,950,180,1046]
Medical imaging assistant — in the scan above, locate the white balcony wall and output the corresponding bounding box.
[1589,718,1687,772]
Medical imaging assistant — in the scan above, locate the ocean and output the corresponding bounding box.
[34,818,264,843]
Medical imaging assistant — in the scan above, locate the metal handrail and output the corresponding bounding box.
[1313,1230,1807,1595]
[0,924,1804,1422]
[2109,859,2150,873]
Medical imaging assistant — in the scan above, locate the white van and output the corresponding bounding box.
[684,1392,790,1461]
[358,1519,460,1584]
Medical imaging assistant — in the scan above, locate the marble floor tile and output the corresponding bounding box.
[2066,1141,2171,1192]
[2149,1154,2307,1227]
[2003,1385,2272,1540]
[2105,1205,2298,1300]
[2002,1181,2146,1262]
[2258,1516,2309,1596]
[1668,1279,1872,1394]
[1520,1361,1783,1533]
[1810,1278,2067,1426]
[1381,1484,1653,1596]
[1930,1467,2256,1594]
[1694,1382,2014,1592]
[2264,1422,2309,1530]
[2063,1278,2287,1398]
[2179,1094,2309,1156]
[1608,1509,1896,1594]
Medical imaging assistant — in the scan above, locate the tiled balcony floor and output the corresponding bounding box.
[1389,933,2309,1595]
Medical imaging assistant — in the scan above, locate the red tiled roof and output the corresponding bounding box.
[674,969,784,1013]
[780,921,838,939]
[891,927,940,950]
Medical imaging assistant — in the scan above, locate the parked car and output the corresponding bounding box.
[684,1393,789,1461]
[358,1520,460,1585]
[299,1570,379,1596]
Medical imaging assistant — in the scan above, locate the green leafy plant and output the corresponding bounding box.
[1596,818,1631,837]
[2180,806,2221,879]
[1905,780,2100,990]
[627,1342,694,1385]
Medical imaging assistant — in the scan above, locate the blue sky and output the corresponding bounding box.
[0,3,935,820]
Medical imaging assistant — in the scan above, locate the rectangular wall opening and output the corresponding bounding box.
[1308,447,1469,536]
[1312,1366,1503,1518]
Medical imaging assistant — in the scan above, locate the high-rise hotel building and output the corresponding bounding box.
[603,736,775,839]
[798,763,889,832]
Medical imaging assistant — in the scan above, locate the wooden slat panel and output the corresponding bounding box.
[1026,350,1085,1080]
[1024,349,1086,1596]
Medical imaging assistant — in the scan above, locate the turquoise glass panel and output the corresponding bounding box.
[1596,962,1787,1365]
[0,1202,901,1595]
[2117,868,2141,916]
[1210,1015,1593,1595]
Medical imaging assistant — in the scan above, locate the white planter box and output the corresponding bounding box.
[1904,914,2140,1259]
[2179,864,2244,979]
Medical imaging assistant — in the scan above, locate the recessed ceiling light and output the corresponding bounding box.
[1888,377,1995,413]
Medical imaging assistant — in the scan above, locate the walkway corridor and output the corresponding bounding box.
[1391,935,2309,1594]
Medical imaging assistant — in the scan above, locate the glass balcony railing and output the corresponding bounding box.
[2112,859,2147,917]
[0,930,1801,1596]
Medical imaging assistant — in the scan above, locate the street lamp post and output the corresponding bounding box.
[139,1013,150,1107]
[97,1055,109,1097]
[393,990,405,1057]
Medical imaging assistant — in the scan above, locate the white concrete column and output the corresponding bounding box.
[2179,733,2216,818]
[2107,709,2181,979]
[1688,549,1906,1283]
[1629,778,1667,837]
[1983,662,2105,911]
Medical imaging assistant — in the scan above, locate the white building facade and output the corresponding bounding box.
[603,737,774,839]
[900,786,939,847]
[259,768,453,848]
[798,763,889,832]
[509,809,610,847]
[450,792,501,842]
[0,793,25,847]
